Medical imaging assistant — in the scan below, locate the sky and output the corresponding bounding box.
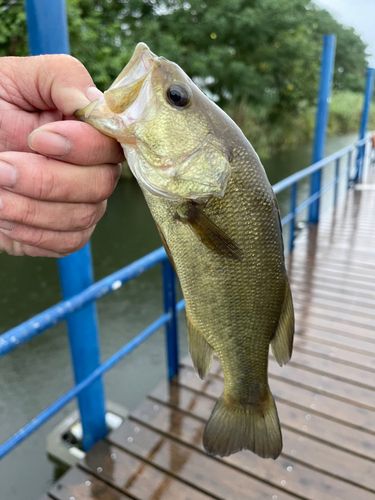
[314,0,375,66]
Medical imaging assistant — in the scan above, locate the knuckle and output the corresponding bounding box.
[98,200,107,220]
[12,225,46,248]
[33,161,56,200]
[20,199,38,226]
[54,54,85,72]
[60,229,91,254]
[80,204,100,229]
[94,168,116,201]
[27,227,46,248]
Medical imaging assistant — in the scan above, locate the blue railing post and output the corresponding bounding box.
[162,260,179,379]
[354,67,375,183]
[289,182,298,252]
[333,158,340,207]
[308,34,336,223]
[347,150,353,190]
[26,0,107,450]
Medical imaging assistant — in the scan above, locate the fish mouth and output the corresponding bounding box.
[75,42,157,140]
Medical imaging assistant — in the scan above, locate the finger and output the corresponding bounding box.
[0,232,63,258]
[3,55,101,115]
[0,152,121,202]
[28,120,124,165]
[0,189,107,231]
[0,223,95,255]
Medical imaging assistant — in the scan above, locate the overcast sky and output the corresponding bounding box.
[314,0,375,66]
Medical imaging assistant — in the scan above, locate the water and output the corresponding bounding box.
[0,133,356,499]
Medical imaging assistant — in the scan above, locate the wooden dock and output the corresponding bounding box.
[45,183,375,500]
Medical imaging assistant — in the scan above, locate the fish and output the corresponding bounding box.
[75,42,295,459]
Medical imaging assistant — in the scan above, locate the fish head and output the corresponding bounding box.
[75,43,231,201]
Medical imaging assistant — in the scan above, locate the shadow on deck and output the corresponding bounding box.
[45,180,375,500]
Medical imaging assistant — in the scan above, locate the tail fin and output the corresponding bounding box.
[202,388,282,459]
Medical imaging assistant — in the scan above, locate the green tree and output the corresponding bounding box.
[0,0,370,154]
[0,0,27,56]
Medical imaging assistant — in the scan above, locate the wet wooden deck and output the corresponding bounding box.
[46,181,375,500]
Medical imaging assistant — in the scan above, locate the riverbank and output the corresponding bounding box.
[226,90,373,158]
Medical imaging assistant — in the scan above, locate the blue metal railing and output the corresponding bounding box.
[0,133,372,459]
[0,0,373,464]
[0,247,184,457]
[274,136,370,251]
[309,34,336,223]
[26,0,108,450]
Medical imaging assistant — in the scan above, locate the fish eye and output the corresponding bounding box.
[166,84,191,108]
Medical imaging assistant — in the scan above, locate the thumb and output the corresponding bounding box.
[4,54,102,115]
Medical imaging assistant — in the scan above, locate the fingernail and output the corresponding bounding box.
[87,86,103,101]
[0,161,17,187]
[28,130,71,157]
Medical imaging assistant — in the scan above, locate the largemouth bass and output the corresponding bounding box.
[76,43,294,459]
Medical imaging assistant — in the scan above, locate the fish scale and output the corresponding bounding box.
[76,42,295,459]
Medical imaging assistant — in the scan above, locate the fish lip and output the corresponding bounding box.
[75,42,158,135]
[108,42,157,92]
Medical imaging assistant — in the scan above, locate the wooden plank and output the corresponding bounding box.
[172,369,375,460]
[289,268,375,297]
[107,420,292,500]
[80,441,211,500]
[48,467,129,500]
[292,247,375,265]
[179,364,375,434]
[292,283,375,313]
[291,275,375,301]
[132,395,373,500]
[269,361,375,410]
[292,342,375,373]
[298,332,375,357]
[295,309,375,342]
[291,262,375,283]
[295,325,375,354]
[290,260,375,283]
[290,261,375,284]
[203,356,375,413]
[272,350,375,389]
[293,293,375,324]
[290,252,375,271]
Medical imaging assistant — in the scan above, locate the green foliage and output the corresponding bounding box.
[0,0,27,56]
[329,90,375,134]
[0,0,371,156]
[227,90,375,158]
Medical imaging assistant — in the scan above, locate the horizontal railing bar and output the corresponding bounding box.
[177,299,185,311]
[0,247,167,356]
[273,137,368,194]
[0,135,371,459]
[0,311,170,459]
[280,178,339,226]
[1,136,370,357]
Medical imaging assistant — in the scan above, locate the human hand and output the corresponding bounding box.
[0,55,123,257]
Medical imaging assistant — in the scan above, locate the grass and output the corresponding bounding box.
[226,91,375,158]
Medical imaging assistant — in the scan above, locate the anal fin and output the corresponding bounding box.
[187,315,213,379]
[271,279,295,366]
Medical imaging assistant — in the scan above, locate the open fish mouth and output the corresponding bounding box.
[75,43,157,138]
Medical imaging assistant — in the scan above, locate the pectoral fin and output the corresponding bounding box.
[187,314,213,379]
[176,202,242,260]
[271,280,295,366]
